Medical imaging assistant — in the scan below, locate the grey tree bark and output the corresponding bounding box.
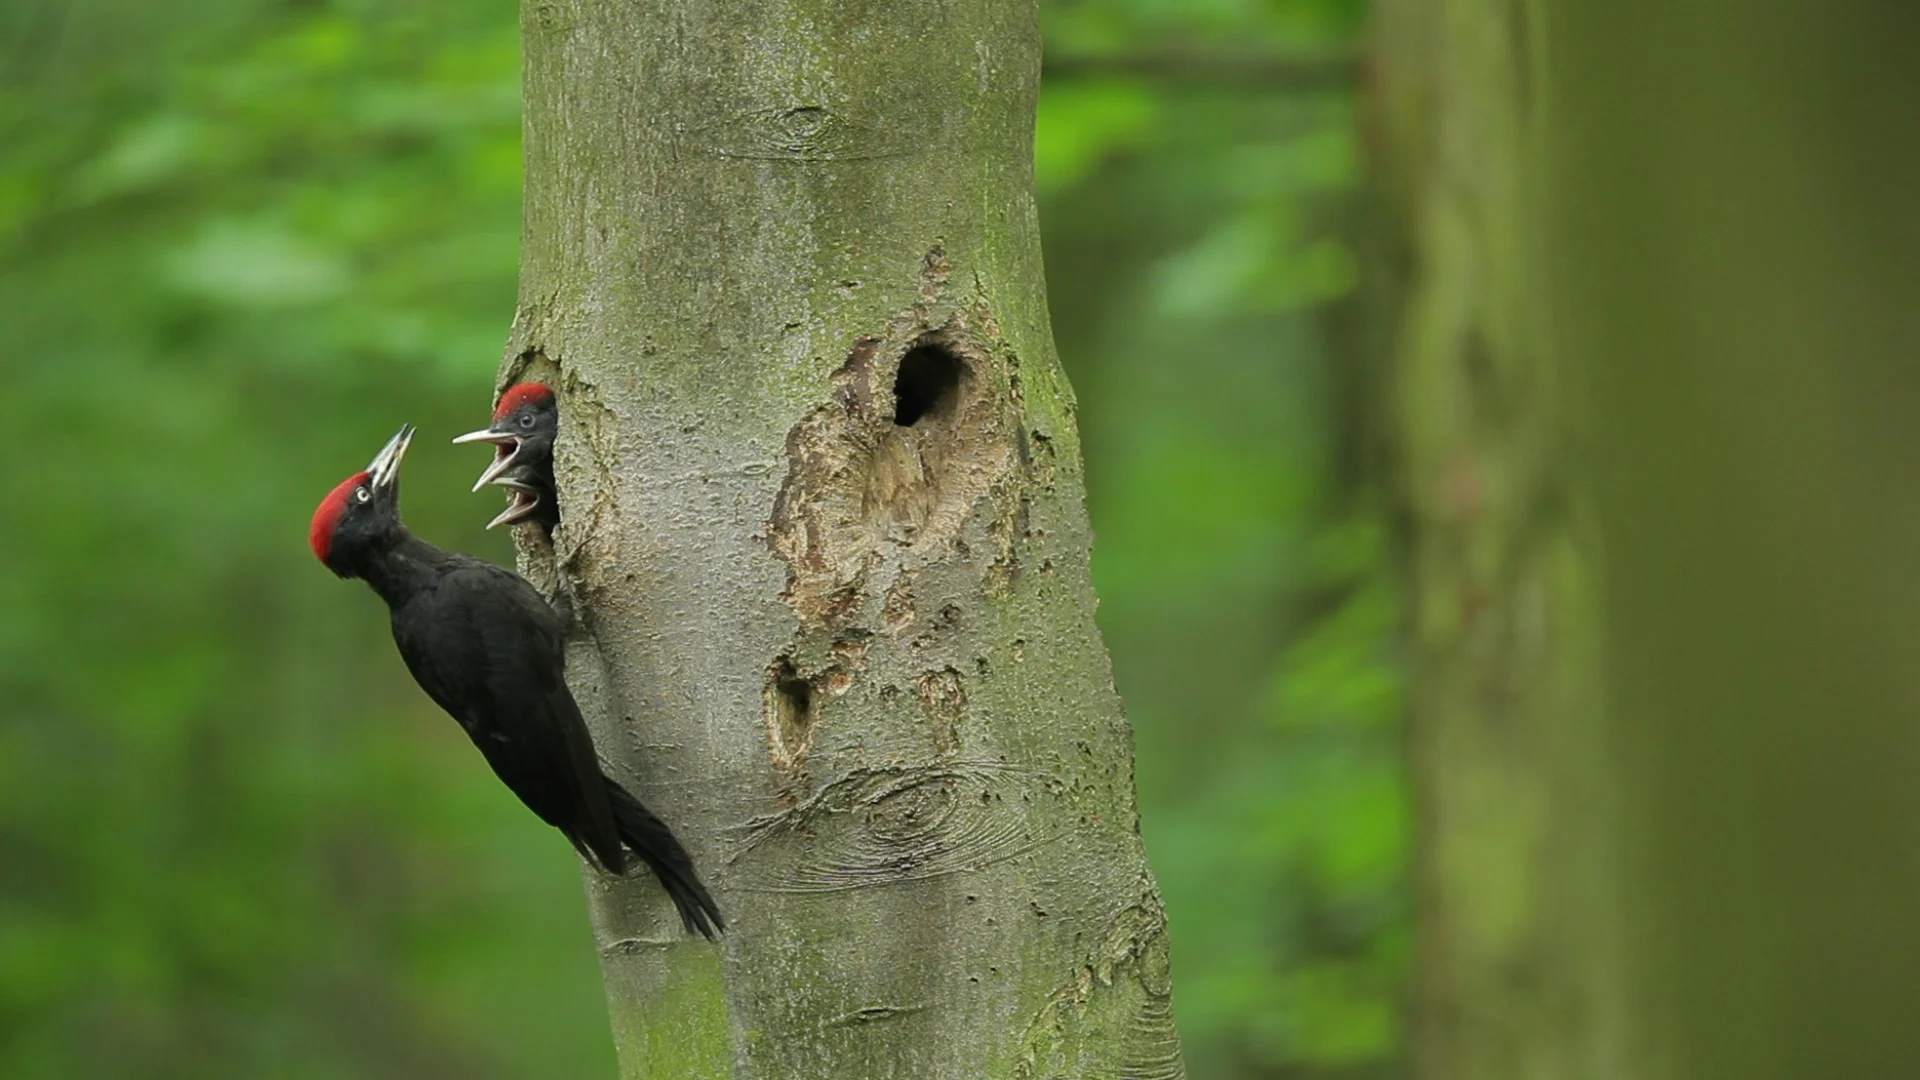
[495,2,1182,1078]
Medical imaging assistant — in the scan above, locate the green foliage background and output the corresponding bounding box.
[0,2,1398,1077]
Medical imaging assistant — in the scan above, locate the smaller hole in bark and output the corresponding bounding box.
[774,659,815,738]
[893,341,966,426]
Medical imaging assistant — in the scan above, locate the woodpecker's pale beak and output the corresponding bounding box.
[484,478,542,530]
[366,424,415,489]
[451,426,520,491]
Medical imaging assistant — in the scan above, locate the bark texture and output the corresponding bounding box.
[1366,1,1634,1078]
[502,2,1182,1077]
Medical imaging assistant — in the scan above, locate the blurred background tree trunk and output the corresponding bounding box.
[1547,1,1920,1078]
[1365,1,1635,1077]
[508,1,1182,1077]
[1375,1,1920,1078]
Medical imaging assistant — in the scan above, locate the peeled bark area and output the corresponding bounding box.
[506,2,1182,1077]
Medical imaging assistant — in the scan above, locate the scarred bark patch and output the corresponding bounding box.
[916,666,967,756]
[762,649,862,786]
[726,761,1060,893]
[1013,877,1187,1080]
[768,305,1018,631]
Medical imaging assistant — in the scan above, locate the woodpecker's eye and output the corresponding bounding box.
[355,486,371,503]
[519,412,535,429]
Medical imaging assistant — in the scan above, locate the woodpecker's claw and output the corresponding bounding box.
[485,480,541,530]
[452,428,521,491]
[366,424,415,489]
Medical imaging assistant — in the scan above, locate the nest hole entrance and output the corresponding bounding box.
[893,342,967,427]
[772,659,816,753]
[776,665,814,723]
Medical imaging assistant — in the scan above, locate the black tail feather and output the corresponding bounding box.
[602,779,725,941]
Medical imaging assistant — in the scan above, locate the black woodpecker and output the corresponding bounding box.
[309,425,722,939]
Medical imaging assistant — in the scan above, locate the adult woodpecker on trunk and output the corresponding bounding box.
[309,425,723,940]
[452,383,558,532]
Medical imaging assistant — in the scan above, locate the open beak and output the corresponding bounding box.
[367,424,415,489]
[485,479,541,530]
[451,426,520,492]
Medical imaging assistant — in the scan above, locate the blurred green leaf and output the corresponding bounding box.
[1036,79,1161,193]
[166,220,352,306]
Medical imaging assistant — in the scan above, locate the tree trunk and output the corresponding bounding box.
[502,2,1183,1078]
[1550,1,1920,1077]
[1366,1,1635,1078]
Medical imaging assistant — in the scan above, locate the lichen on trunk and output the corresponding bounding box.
[505,1,1182,1076]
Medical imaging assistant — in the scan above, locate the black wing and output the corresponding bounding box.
[388,557,625,871]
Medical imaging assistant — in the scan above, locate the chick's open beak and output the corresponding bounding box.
[451,426,520,491]
[485,479,541,530]
[367,425,415,489]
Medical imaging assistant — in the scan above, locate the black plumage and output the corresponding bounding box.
[310,426,722,940]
